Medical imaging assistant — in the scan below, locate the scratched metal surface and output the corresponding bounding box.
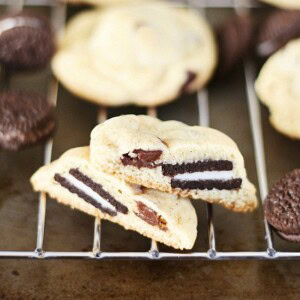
[0,3,300,299]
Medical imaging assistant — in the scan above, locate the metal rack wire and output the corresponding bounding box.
[1,0,299,260]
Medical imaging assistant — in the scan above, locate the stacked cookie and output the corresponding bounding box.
[31,115,257,250]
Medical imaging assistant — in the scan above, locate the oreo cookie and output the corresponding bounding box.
[0,12,55,71]
[216,14,254,76]
[264,169,300,242]
[0,91,55,150]
[257,10,300,58]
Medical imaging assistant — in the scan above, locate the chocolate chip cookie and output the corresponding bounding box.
[52,2,217,106]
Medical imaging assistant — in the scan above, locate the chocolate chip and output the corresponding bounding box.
[121,149,162,169]
[162,160,233,177]
[171,178,242,190]
[256,10,300,57]
[135,201,167,231]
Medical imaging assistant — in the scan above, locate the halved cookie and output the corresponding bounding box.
[90,115,257,213]
[31,147,197,250]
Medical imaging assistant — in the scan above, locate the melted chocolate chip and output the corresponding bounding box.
[135,201,167,231]
[180,71,197,94]
[121,149,162,169]
[171,178,242,190]
[162,160,233,177]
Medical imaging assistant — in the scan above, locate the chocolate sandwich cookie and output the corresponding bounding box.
[31,147,197,250]
[90,115,258,212]
[264,169,300,242]
[216,14,254,76]
[0,91,55,150]
[0,12,54,71]
[257,10,300,58]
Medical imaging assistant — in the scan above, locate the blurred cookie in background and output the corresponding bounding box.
[259,0,300,10]
[52,1,217,107]
[61,0,154,5]
[0,12,54,71]
[257,10,300,58]
[215,14,254,76]
[255,39,300,139]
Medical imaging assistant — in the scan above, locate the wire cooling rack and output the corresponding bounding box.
[1,0,299,260]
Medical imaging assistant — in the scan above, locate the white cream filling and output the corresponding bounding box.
[174,170,234,181]
[63,173,117,213]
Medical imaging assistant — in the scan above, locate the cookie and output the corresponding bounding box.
[257,10,300,58]
[259,0,300,9]
[52,2,217,107]
[0,12,54,71]
[264,169,300,242]
[31,147,197,250]
[255,39,300,139]
[62,0,151,5]
[0,91,55,150]
[216,14,254,75]
[90,115,257,212]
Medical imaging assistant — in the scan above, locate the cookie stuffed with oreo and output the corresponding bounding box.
[0,12,54,71]
[264,169,300,242]
[0,91,55,150]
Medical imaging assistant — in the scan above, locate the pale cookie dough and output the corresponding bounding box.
[90,115,257,213]
[62,0,152,5]
[260,0,300,9]
[31,147,197,250]
[52,1,217,107]
[256,39,300,139]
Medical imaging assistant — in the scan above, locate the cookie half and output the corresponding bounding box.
[31,147,198,250]
[264,169,300,242]
[256,10,300,58]
[90,115,257,212]
[259,0,300,9]
[52,1,217,107]
[255,39,300,139]
[0,91,55,151]
[0,12,54,71]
